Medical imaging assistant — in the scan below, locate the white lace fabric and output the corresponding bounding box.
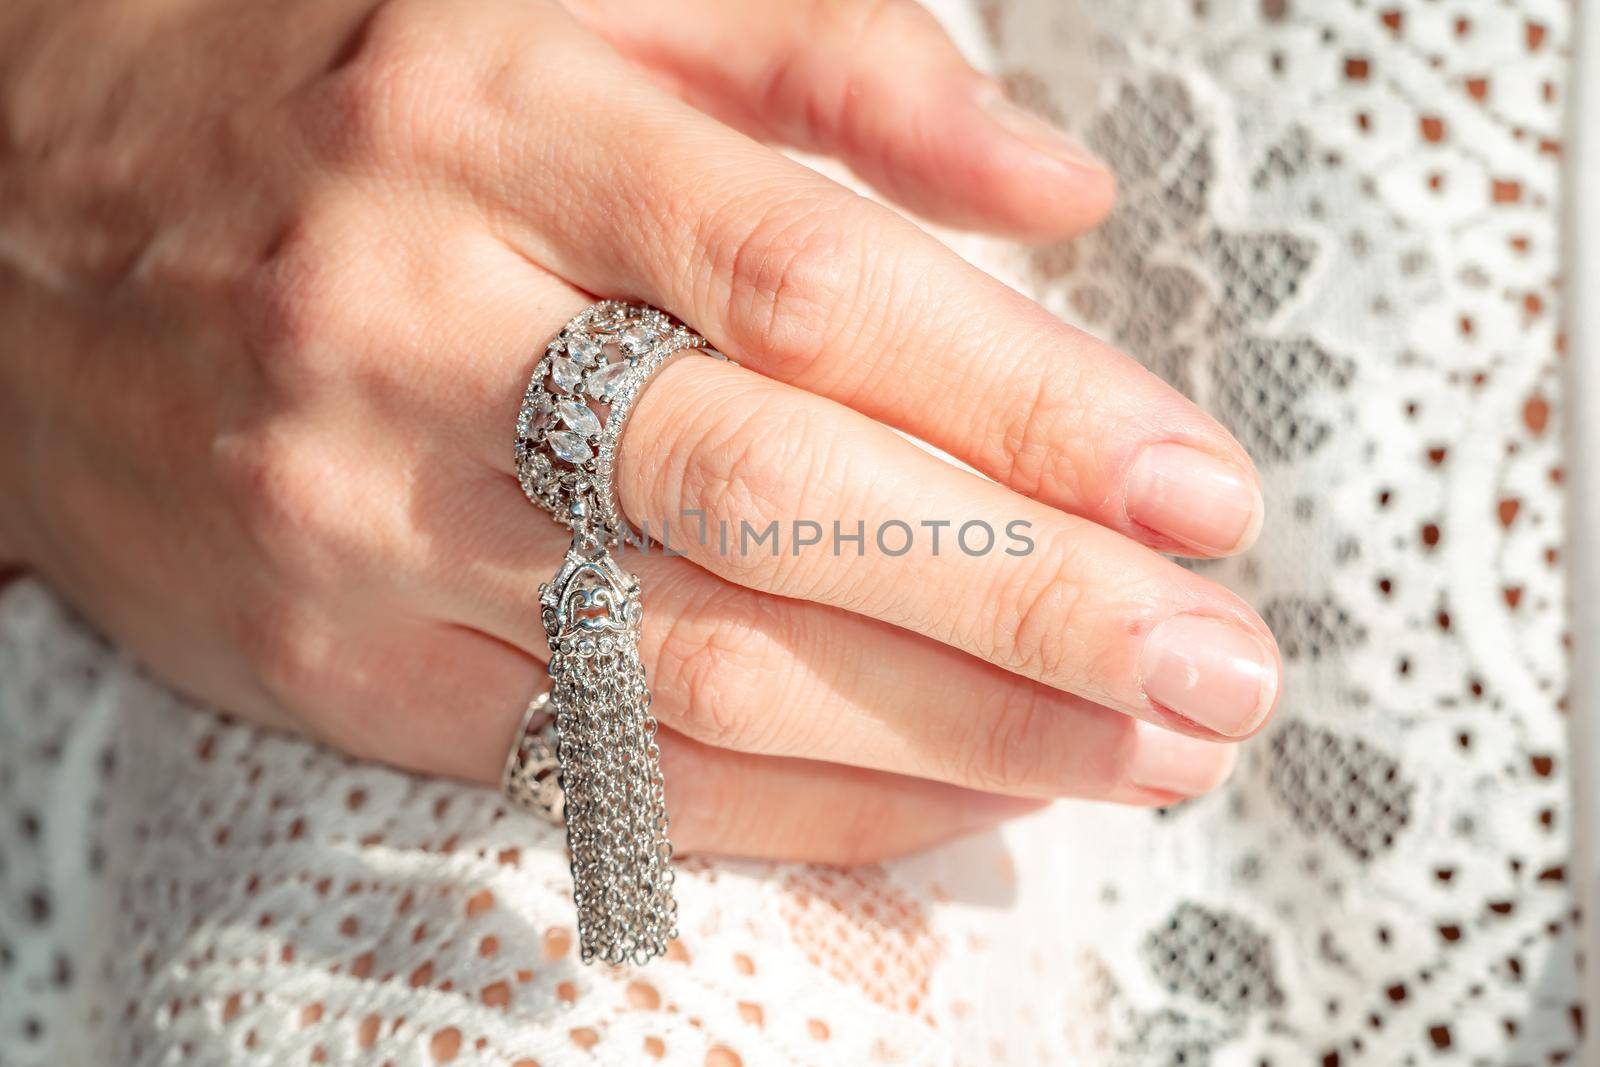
[0,0,1581,1064]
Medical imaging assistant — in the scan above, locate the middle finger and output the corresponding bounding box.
[465,284,1279,742]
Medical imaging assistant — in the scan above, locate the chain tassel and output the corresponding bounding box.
[540,541,677,965]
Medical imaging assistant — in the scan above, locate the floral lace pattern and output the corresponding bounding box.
[976,0,1578,1061]
[0,0,1579,1064]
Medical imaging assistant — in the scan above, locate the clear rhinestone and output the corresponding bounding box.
[518,395,552,438]
[586,360,629,400]
[547,430,593,465]
[557,399,601,437]
[551,356,584,392]
[567,333,602,365]
[619,323,657,355]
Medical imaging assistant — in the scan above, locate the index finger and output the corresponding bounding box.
[455,5,1263,558]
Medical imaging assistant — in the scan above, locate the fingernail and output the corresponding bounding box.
[1140,614,1278,737]
[1126,443,1264,554]
[1127,721,1240,796]
[975,87,1106,172]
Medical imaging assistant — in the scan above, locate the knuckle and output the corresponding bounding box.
[652,595,788,752]
[697,403,804,517]
[215,431,357,592]
[659,391,841,594]
[704,191,874,382]
[234,597,340,713]
[995,358,1096,500]
[289,0,470,169]
[963,686,1052,794]
[234,212,369,388]
[989,541,1090,684]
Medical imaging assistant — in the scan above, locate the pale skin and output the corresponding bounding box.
[0,0,1282,861]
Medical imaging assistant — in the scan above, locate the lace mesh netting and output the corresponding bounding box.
[0,0,1579,1063]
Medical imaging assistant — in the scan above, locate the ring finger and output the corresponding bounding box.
[449,469,1238,804]
[289,620,1043,861]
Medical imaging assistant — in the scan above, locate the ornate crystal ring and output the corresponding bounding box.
[516,300,723,540]
[505,300,724,966]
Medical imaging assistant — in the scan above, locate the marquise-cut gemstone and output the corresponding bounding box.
[586,360,629,400]
[550,356,584,392]
[556,399,601,437]
[567,334,602,365]
[547,430,593,465]
[619,324,657,355]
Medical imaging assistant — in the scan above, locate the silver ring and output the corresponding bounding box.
[506,299,718,966]
[501,690,564,826]
[514,299,727,544]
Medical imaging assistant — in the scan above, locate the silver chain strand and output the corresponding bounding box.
[507,300,725,965]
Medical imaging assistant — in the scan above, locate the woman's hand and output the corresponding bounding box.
[0,0,1278,861]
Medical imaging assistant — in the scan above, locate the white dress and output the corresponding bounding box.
[0,0,1582,1063]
